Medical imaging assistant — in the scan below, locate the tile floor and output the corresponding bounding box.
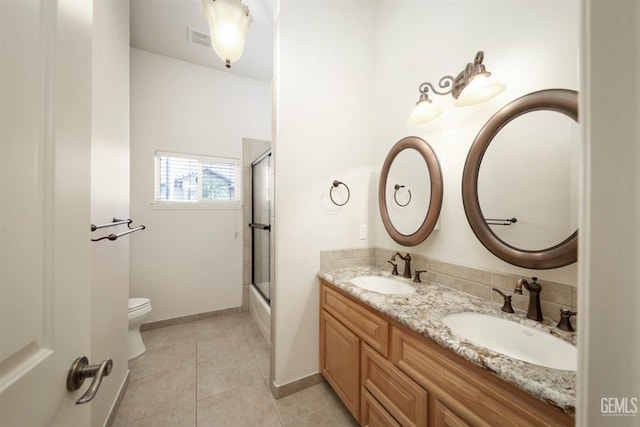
[113,311,358,427]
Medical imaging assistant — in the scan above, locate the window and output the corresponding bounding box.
[154,150,240,208]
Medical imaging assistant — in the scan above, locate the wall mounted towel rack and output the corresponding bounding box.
[329,180,350,206]
[393,184,412,207]
[91,218,146,242]
[486,217,517,226]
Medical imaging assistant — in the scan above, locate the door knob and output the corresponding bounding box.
[66,356,113,404]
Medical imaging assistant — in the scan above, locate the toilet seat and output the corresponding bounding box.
[129,297,150,313]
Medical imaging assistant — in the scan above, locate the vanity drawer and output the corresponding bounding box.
[362,388,402,427]
[361,343,427,427]
[321,280,389,356]
[390,327,572,427]
[433,399,470,427]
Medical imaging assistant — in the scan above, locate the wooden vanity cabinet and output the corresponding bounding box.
[391,327,572,426]
[319,279,573,427]
[320,280,391,422]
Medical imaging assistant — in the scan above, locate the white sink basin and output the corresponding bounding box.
[349,276,416,295]
[442,312,576,371]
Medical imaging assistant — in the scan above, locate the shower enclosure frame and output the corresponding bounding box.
[249,149,271,304]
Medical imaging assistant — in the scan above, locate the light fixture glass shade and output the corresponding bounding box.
[407,100,442,125]
[201,0,253,68]
[454,74,505,107]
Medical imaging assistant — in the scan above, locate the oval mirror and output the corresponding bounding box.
[379,136,443,246]
[462,89,578,269]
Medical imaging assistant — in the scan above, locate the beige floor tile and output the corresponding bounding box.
[197,385,281,427]
[197,333,253,363]
[247,325,270,351]
[132,341,196,380]
[115,366,196,424]
[196,312,251,339]
[197,358,264,400]
[282,407,358,427]
[115,312,354,427]
[275,382,347,425]
[121,401,196,427]
[255,351,271,382]
[142,322,197,351]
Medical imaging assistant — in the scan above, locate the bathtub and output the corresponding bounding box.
[249,284,270,344]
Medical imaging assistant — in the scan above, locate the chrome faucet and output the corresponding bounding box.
[514,277,543,321]
[393,252,412,278]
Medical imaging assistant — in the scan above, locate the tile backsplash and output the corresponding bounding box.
[320,247,577,323]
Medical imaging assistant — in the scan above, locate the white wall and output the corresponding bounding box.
[274,0,581,388]
[373,0,580,286]
[578,1,640,424]
[130,48,271,322]
[90,0,130,425]
[274,0,377,386]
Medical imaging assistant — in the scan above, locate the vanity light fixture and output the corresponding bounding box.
[201,0,253,68]
[408,51,505,125]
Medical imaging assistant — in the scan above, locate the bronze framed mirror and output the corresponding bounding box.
[462,89,578,269]
[379,136,443,246]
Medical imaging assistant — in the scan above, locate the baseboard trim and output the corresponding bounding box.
[141,307,243,331]
[269,373,325,399]
[103,369,130,427]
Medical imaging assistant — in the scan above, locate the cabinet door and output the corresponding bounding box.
[362,388,402,427]
[433,399,470,427]
[320,309,360,421]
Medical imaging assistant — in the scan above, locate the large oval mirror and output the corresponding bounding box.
[462,89,578,269]
[379,136,443,246]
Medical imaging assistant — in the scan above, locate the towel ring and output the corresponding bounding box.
[330,180,350,206]
[393,184,412,207]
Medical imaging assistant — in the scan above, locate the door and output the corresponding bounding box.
[250,150,271,302]
[0,0,92,426]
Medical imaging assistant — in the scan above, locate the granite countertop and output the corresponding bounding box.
[318,266,576,416]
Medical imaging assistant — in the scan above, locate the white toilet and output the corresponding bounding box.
[128,298,152,360]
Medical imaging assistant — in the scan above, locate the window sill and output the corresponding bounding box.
[151,201,241,210]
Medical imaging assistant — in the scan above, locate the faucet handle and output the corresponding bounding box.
[492,288,515,313]
[529,276,542,291]
[413,269,427,283]
[557,308,577,332]
[387,259,398,276]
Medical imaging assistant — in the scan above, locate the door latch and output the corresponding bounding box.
[66,356,113,404]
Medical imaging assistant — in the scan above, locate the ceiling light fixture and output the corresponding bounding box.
[201,0,253,68]
[408,51,505,125]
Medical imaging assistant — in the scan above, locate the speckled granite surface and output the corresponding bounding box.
[318,266,576,416]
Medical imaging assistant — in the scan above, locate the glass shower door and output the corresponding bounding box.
[250,151,271,303]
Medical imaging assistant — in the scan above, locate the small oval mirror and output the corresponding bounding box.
[379,136,443,246]
[462,89,578,269]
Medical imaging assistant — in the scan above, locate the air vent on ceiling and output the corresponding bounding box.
[188,27,212,48]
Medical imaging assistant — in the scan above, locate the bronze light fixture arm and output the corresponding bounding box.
[409,51,504,124]
[418,75,456,98]
[416,51,491,101]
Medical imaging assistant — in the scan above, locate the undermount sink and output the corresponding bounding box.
[442,312,577,371]
[349,276,416,295]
